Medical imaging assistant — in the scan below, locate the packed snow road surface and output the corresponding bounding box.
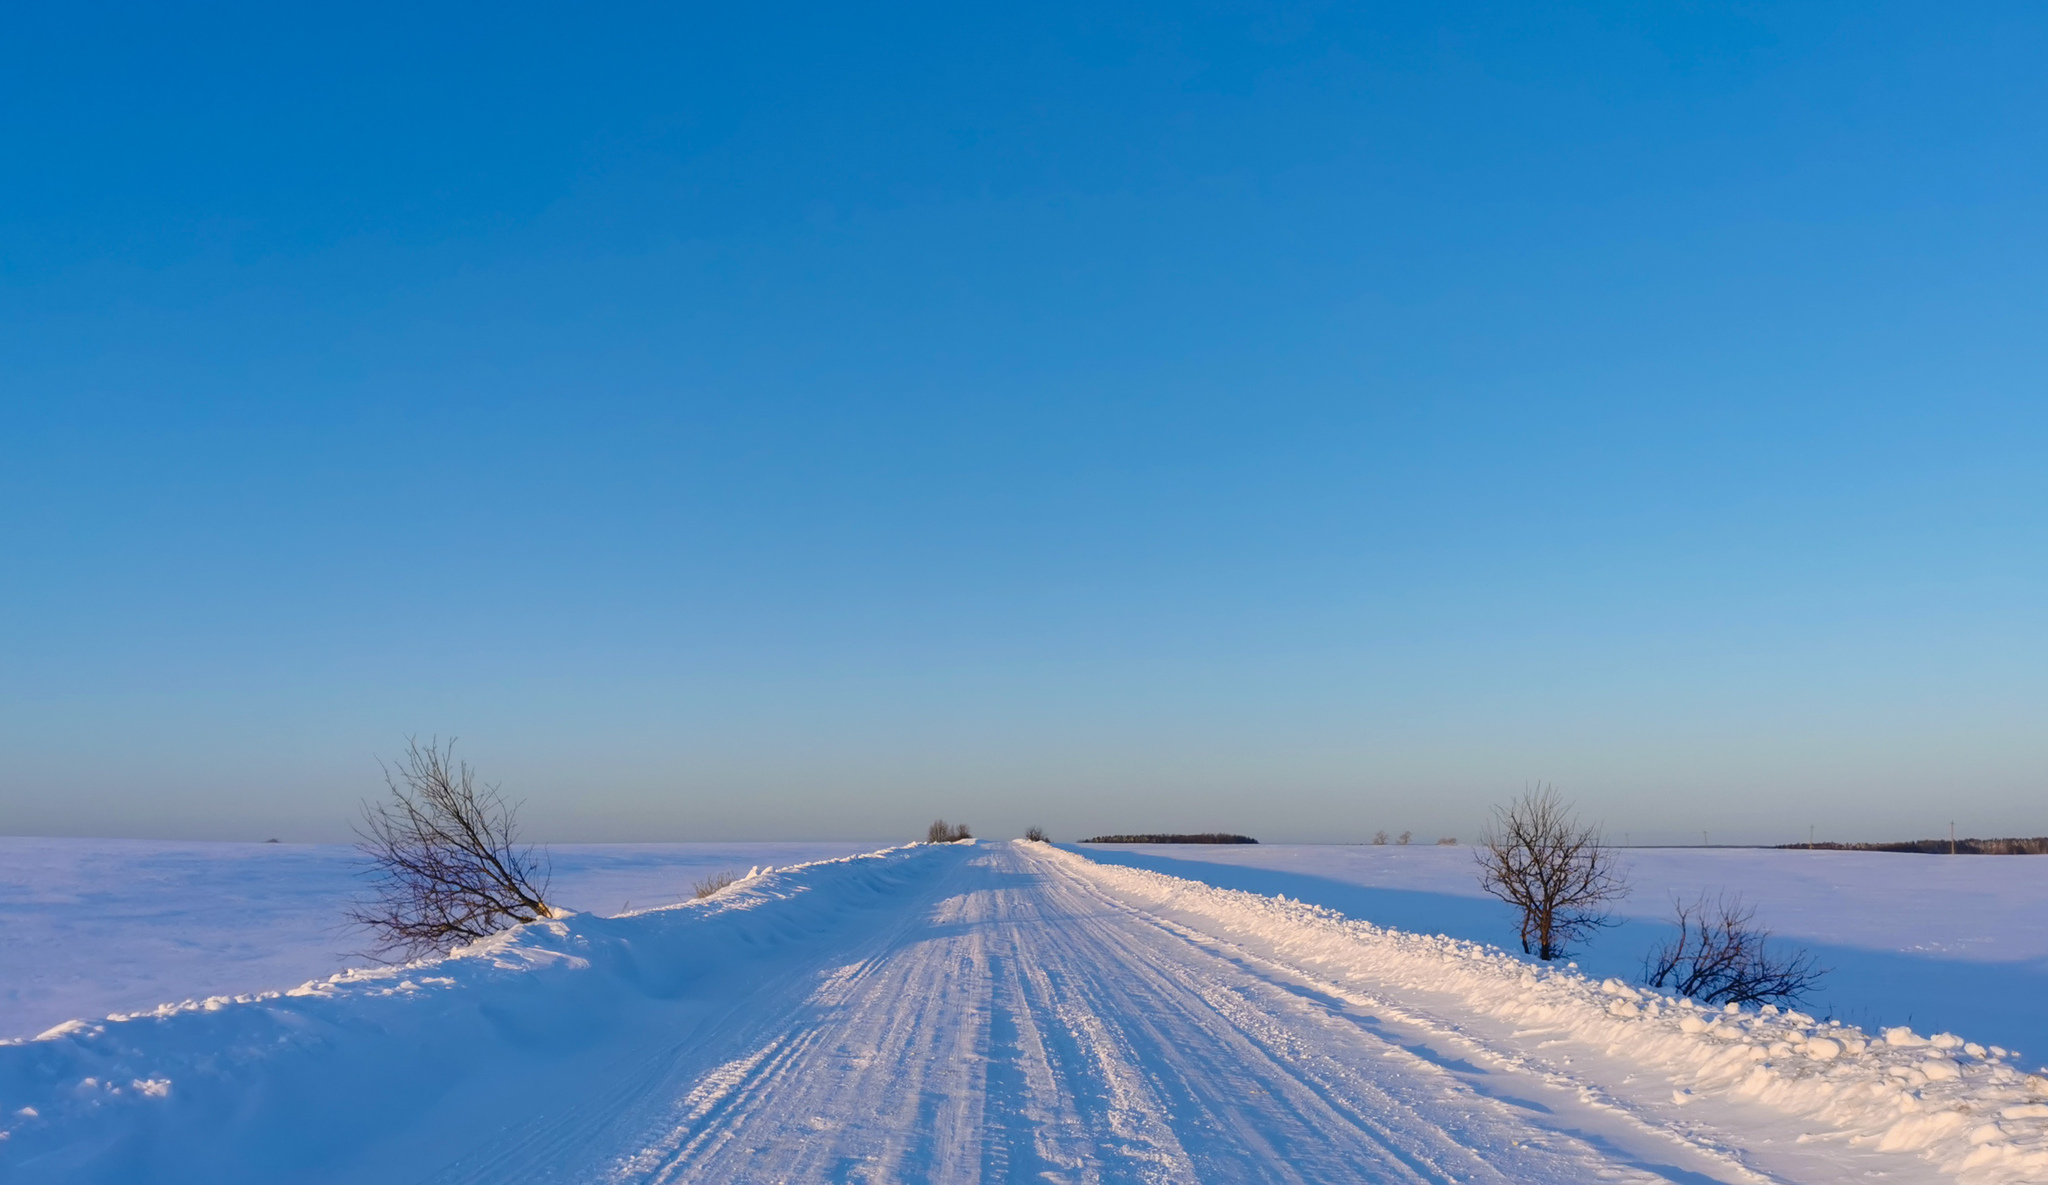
[5,842,2045,1184]
[559,844,1660,1185]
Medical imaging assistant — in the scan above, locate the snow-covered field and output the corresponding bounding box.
[0,838,880,1038]
[5,838,2047,1183]
[1069,843,2048,1069]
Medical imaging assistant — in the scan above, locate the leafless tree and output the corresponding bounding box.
[1643,893,1826,1006]
[1397,830,1412,845]
[926,818,971,843]
[1024,826,1049,842]
[1475,785,1627,960]
[348,738,557,961]
[1372,830,1389,845]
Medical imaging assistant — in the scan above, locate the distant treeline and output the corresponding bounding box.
[1779,837,2048,855]
[1079,833,1259,845]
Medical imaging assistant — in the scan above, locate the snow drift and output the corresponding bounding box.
[0,844,944,1183]
[1051,844,2048,1184]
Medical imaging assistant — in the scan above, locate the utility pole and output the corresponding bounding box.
[1702,829,1709,847]
[1950,822,1957,856]
[1809,824,1815,849]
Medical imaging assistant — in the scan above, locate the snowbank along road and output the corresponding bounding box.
[4,841,2045,1184]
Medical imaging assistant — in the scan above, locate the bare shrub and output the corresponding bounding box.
[348,737,556,961]
[1643,893,1826,1006]
[1436,837,1457,846]
[927,818,971,843]
[1372,830,1388,845]
[1475,785,1627,961]
[693,870,738,899]
[1397,830,1412,846]
[1024,826,1049,842]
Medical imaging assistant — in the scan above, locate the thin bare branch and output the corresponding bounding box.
[693,870,738,899]
[1643,892,1826,1006]
[1474,785,1628,960]
[347,737,557,962]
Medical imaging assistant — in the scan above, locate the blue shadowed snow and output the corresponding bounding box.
[1068,844,2048,1067]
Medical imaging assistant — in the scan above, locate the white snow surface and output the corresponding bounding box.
[1068,843,2048,1068]
[0,838,879,1038]
[4,840,2047,1183]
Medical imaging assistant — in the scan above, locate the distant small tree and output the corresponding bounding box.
[1372,830,1389,845]
[927,818,971,843]
[348,738,557,961]
[1644,893,1825,1006]
[1475,785,1627,961]
[1435,837,1457,846]
[1397,830,1412,845]
[1024,826,1049,842]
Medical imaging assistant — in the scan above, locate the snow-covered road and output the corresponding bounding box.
[7,841,2044,1183]
[570,841,1682,1185]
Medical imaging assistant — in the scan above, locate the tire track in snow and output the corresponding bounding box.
[1008,852,1628,1185]
[628,888,996,1182]
[419,850,981,1185]
[602,844,1713,1184]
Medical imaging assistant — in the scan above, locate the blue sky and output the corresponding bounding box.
[2,2,2043,843]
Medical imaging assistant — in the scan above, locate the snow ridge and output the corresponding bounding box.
[1051,844,2048,1184]
[0,843,938,1181]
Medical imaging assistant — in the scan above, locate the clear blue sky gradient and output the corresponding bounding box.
[3,2,2043,843]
